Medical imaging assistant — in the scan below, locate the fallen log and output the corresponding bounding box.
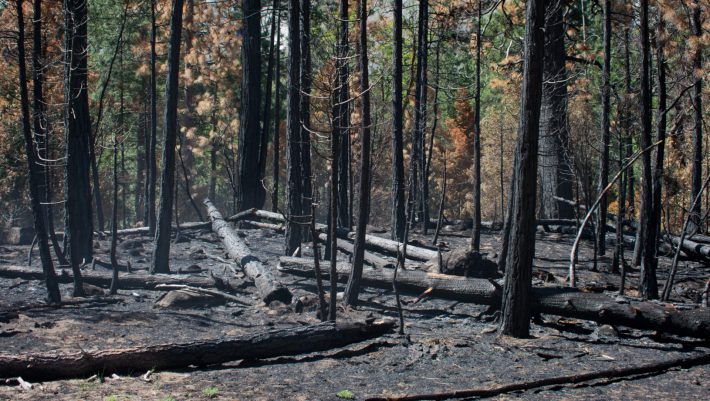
[666,235,710,259]
[316,233,396,269]
[0,319,395,381]
[366,351,710,401]
[278,257,710,339]
[0,264,229,291]
[347,233,439,261]
[204,199,292,304]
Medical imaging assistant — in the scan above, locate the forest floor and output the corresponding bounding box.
[0,224,708,400]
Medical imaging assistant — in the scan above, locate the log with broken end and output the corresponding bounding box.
[278,257,710,339]
[204,199,292,304]
[316,233,395,269]
[0,319,395,381]
[0,264,227,291]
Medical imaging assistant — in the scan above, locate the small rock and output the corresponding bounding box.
[591,324,619,341]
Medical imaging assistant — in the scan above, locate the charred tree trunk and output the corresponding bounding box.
[595,0,612,256]
[109,133,119,295]
[17,0,61,304]
[237,0,263,211]
[688,0,703,233]
[284,0,305,254]
[500,0,545,338]
[538,0,573,220]
[390,0,406,241]
[638,0,658,299]
[260,0,279,209]
[31,0,65,266]
[148,0,158,236]
[334,0,350,230]
[151,0,185,274]
[299,0,313,235]
[272,14,282,213]
[344,0,373,307]
[63,0,94,296]
[412,0,429,230]
[470,3,482,252]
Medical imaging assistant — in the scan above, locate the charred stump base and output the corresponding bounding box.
[427,247,499,278]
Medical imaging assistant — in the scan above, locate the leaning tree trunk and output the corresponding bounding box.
[500,0,545,338]
[595,0,612,257]
[538,0,573,220]
[236,0,264,211]
[344,0,373,307]
[17,0,61,304]
[638,0,658,299]
[151,0,185,274]
[63,0,94,296]
[390,0,406,241]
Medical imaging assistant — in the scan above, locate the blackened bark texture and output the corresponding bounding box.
[299,0,313,230]
[32,0,65,266]
[151,0,185,274]
[0,320,394,382]
[689,0,703,233]
[260,0,278,207]
[136,97,146,224]
[498,156,517,273]
[148,0,158,236]
[272,14,282,213]
[538,0,573,220]
[63,0,93,295]
[390,0,406,241]
[237,0,264,211]
[595,0,611,256]
[109,134,119,295]
[412,0,429,229]
[500,0,545,338]
[470,4,482,252]
[284,0,305,254]
[638,0,657,299]
[17,0,61,304]
[344,0,373,306]
[334,0,350,229]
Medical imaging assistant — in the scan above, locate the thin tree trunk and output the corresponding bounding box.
[151,0,185,274]
[17,0,61,304]
[334,0,350,230]
[390,0,406,241]
[595,0,611,256]
[344,0,373,307]
[470,3,482,252]
[148,0,158,236]
[299,0,313,238]
[260,0,279,208]
[412,0,429,230]
[499,0,545,338]
[688,0,703,233]
[272,12,282,212]
[109,133,119,295]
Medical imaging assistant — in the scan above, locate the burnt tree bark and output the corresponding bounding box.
[17,0,61,304]
[688,0,703,233]
[538,0,573,220]
[284,0,306,254]
[299,0,313,233]
[147,0,158,236]
[390,0,406,241]
[0,320,395,381]
[237,0,264,211]
[595,0,612,256]
[334,0,351,229]
[638,0,658,299]
[470,3,482,252]
[151,0,185,274]
[260,0,279,210]
[63,0,94,296]
[500,0,545,338]
[412,0,429,230]
[344,0,373,307]
[272,12,282,212]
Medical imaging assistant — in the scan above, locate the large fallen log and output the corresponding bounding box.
[278,257,710,339]
[0,319,394,381]
[0,265,228,291]
[666,235,710,260]
[204,199,292,304]
[348,233,439,261]
[316,233,396,269]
